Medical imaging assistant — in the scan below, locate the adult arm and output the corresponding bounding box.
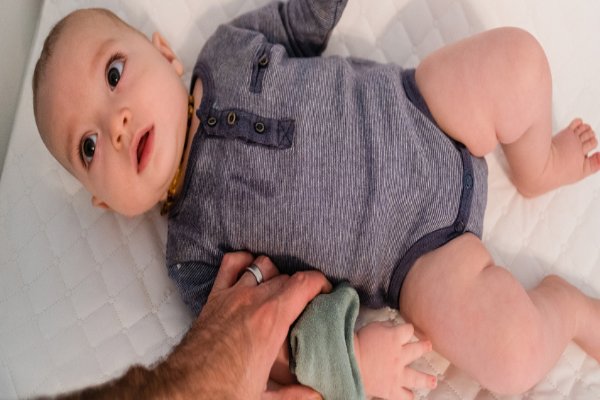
[44,252,331,400]
[230,0,348,57]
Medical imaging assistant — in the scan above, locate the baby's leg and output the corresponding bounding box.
[415,27,600,197]
[399,234,600,394]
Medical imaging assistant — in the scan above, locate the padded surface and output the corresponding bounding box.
[1,0,600,398]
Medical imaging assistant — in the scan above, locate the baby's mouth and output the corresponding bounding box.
[137,132,149,164]
[134,126,154,174]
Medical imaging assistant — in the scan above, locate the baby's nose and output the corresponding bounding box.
[111,109,132,148]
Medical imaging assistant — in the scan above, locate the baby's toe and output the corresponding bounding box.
[585,152,600,175]
[582,136,598,155]
[569,118,584,131]
[575,123,592,136]
[579,127,595,143]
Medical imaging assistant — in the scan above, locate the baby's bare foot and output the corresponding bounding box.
[551,118,600,185]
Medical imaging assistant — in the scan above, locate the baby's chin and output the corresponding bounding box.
[121,201,161,218]
[105,195,163,218]
[88,182,168,217]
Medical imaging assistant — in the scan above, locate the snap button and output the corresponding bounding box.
[463,174,473,189]
[454,221,465,232]
[259,55,269,67]
[207,117,217,127]
[254,122,265,133]
[227,112,236,125]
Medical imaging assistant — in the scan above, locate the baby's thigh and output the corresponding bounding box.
[399,233,494,335]
[415,27,550,157]
[399,233,541,390]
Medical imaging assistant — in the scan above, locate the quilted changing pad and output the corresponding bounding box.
[2,0,600,398]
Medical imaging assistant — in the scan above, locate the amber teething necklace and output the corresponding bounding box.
[161,95,195,216]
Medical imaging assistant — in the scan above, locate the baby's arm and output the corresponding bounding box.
[231,0,348,57]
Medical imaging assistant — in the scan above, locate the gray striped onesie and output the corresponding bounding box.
[166,0,488,315]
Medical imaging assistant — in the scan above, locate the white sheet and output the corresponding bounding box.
[1,0,600,398]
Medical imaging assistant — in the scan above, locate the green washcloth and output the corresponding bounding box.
[289,282,365,400]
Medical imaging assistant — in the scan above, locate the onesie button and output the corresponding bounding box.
[454,221,465,232]
[207,117,217,127]
[463,174,473,189]
[254,122,265,133]
[259,55,269,67]
[227,112,236,125]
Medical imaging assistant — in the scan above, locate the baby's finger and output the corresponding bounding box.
[395,323,415,344]
[390,387,415,400]
[402,367,437,390]
[402,340,432,363]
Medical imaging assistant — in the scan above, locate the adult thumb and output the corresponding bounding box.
[262,384,323,400]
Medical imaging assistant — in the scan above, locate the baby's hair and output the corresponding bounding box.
[32,8,139,126]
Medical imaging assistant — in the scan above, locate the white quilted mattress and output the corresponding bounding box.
[2,0,600,398]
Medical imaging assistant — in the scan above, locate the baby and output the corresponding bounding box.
[32,0,600,398]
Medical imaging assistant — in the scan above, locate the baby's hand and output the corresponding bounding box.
[354,321,437,400]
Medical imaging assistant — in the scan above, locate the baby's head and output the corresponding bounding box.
[33,8,190,217]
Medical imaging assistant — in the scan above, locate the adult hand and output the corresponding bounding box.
[50,252,331,400]
[158,252,332,399]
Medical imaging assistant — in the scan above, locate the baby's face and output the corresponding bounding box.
[37,12,189,217]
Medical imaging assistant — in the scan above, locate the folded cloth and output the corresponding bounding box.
[289,282,365,400]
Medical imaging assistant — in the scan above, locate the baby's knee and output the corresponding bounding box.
[499,27,551,91]
[496,27,545,62]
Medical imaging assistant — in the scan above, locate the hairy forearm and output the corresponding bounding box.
[47,366,166,400]
[45,355,237,400]
[43,320,240,400]
[37,253,331,400]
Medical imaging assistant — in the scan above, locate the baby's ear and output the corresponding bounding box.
[92,196,112,211]
[152,32,184,77]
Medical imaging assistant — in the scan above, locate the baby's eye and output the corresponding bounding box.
[82,133,97,164]
[107,60,124,90]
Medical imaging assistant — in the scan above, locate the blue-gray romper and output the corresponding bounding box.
[166,0,488,316]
